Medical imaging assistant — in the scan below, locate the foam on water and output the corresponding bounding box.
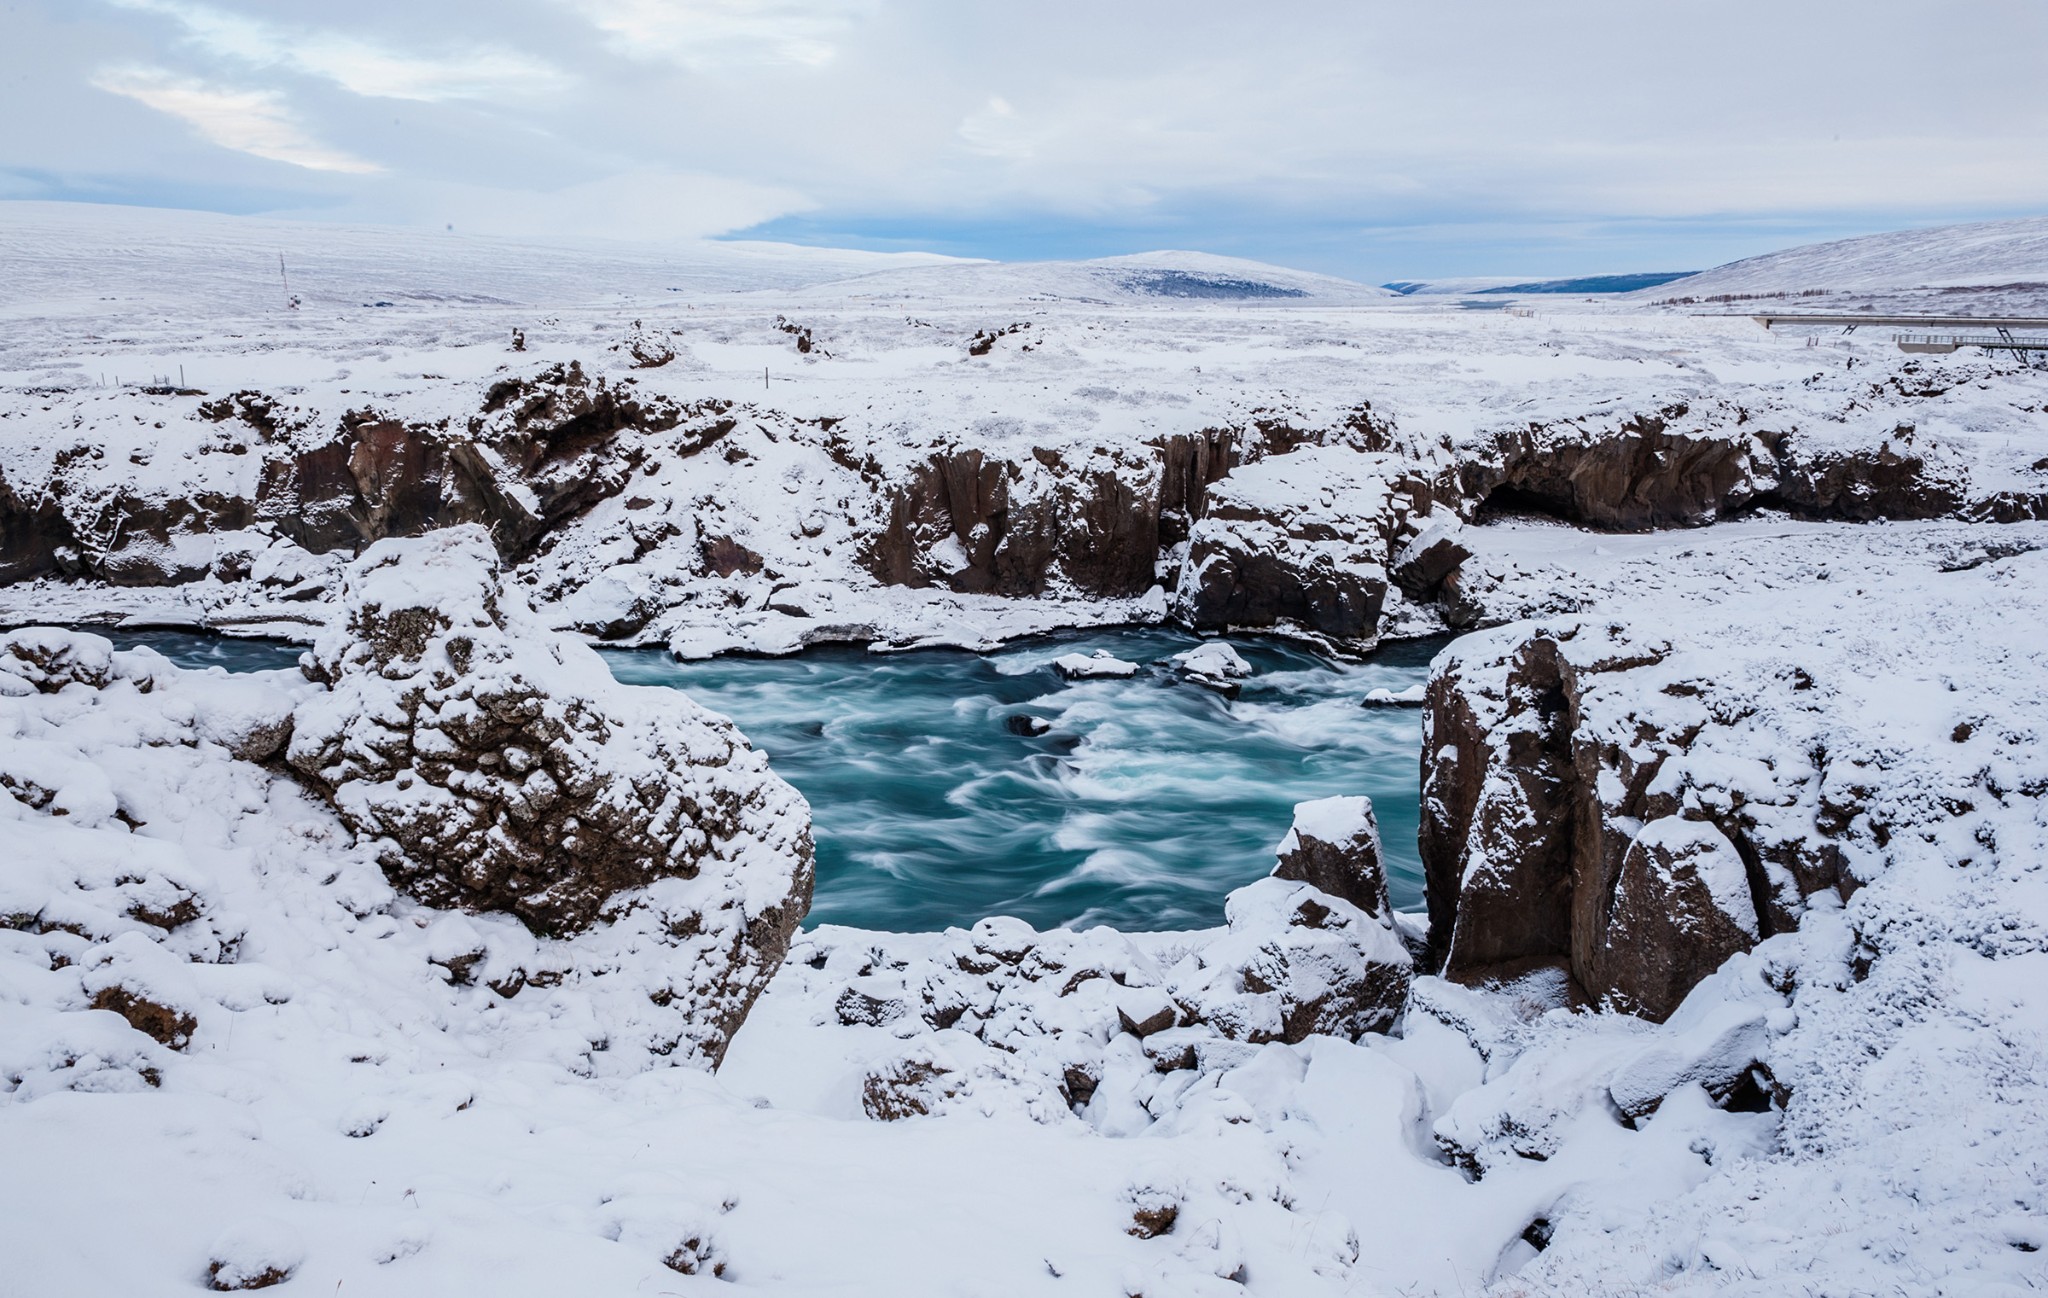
[106,627,1440,933]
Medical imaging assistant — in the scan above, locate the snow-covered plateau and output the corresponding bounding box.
[1,204,2046,1296]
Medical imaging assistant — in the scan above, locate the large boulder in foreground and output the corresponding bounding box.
[287,530,814,990]
[1178,875,1412,1044]
[1419,603,1879,1020]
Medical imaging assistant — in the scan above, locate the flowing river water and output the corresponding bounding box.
[109,627,1440,933]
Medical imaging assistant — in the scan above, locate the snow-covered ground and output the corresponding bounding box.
[3,204,2047,1296]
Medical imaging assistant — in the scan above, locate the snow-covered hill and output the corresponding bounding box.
[1647,215,2048,308]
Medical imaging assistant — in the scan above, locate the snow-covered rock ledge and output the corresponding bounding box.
[1407,529,2048,1291]
[0,529,814,1077]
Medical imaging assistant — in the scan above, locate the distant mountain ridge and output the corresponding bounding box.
[1383,272,1694,296]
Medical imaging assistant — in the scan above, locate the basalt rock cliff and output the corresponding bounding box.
[1,360,2040,648]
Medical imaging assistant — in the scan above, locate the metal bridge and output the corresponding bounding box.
[1692,311,2048,366]
[1897,329,2048,355]
[1726,313,2048,330]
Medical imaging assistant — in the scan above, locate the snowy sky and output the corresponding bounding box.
[5,0,2046,279]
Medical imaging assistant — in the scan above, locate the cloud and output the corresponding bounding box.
[90,65,380,173]
[565,0,873,70]
[109,0,567,102]
[22,0,2048,277]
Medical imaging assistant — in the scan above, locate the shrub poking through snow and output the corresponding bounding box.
[663,1231,730,1278]
[860,1052,959,1120]
[1126,1190,1181,1239]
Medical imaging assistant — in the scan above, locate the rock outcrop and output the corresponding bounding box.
[1390,519,1472,601]
[6,349,2043,646]
[1173,447,1413,639]
[1461,409,1768,529]
[1270,795,1392,918]
[289,526,812,928]
[285,527,813,1052]
[1419,615,1864,1020]
[1176,875,1412,1044]
[256,362,708,560]
[1457,400,2036,534]
[861,444,1167,597]
[1,364,730,589]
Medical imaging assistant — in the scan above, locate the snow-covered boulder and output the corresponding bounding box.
[286,528,813,1044]
[1360,683,1425,707]
[1271,795,1392,920]
[1051,649,1140,680]
[1390,516,1470,599]
[1172,640,1253,695]
[1178,877,1411,1045]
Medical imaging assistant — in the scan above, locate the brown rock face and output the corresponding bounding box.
[260,362,698,560]
[1170,446,1423,640]
[1459,407,2011,534]
[1272,795,1392,919]
[1420,620,1854,1021]
[864,445,1166,597]
[0,467,83,583]
[283,528,812,1061]
[287,527,813,938]
[1177,516,1388,638]
[1419,636,1579,978]
[1464,411,1763,529]
[1598,820,1761,1018]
